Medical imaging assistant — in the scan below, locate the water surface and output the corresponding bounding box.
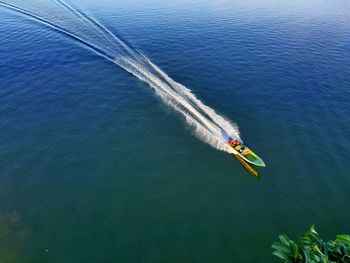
[0,0,350,262]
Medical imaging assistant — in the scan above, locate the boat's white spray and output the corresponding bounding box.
[0,0,240,153]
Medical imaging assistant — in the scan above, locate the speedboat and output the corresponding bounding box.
[227,138,266,167]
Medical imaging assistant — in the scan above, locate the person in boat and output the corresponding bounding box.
[231,138,240,147]
[228,138,249,156]
[242,147,249,156]
[228,137,234,145]
[234,140,245,153]
[229,138,240,147]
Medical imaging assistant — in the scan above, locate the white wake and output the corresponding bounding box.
[0,0,240,152]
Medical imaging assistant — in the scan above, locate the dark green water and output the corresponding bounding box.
[0,0,349,262]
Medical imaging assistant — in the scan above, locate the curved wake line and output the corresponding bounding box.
[0,0,240,153]
[0,1,117,63]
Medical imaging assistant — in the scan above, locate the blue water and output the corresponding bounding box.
[1,0,350,262]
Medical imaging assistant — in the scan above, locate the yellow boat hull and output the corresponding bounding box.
[233,154,259,177]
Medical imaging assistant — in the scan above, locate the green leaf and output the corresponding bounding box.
[304,250,310,261]
[272,250,287,260]
[290,241,299,258]
[336,235,350,244]
[310,225,318,235]
[279,234,291,246]
[271,242,291,254]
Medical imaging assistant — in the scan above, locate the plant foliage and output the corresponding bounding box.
[272,225,350,263]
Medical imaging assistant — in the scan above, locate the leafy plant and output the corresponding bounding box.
[272,225,350,263]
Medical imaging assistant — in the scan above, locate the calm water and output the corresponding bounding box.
[1,0,350,262]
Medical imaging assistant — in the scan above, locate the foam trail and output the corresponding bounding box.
[0,0,240,153]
